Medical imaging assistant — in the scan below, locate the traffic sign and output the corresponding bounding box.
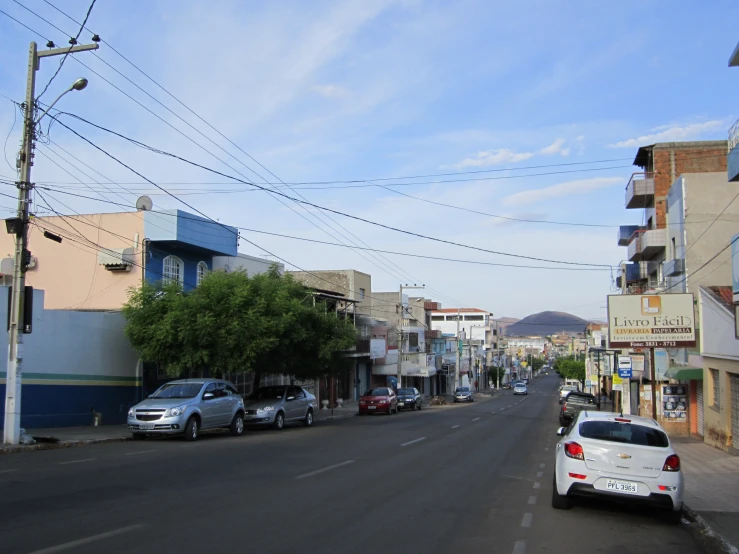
[617,356,632,379]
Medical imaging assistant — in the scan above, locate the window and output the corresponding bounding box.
[431,316,445,321]
[671,237,676,260]
[359,288,366,300]
[162,255,184,285]
[711,369,720,409]
[464,315,484,321]
[579,421,668,447]
[197,261,208,286]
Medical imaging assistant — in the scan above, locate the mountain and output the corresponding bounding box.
[494,317,520,333]
[504,311,588,337]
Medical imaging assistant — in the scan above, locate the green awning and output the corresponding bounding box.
[664,367,703,381]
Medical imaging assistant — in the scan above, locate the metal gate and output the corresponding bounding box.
[731,375,739,449]
[696,381,704,437]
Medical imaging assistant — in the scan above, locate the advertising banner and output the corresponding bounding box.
[607,294,696,348]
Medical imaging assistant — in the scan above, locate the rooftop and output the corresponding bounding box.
[432,308,489,314]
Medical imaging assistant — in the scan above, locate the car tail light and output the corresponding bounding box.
[564,441,584,460]
[568,472,587,480]
[663,454,680,472]
[562,402,567,411]
[658,485,677,491]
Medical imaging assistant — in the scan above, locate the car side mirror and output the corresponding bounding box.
[287,396,295,402]
[557,427,566,436]
[203,392,215,400]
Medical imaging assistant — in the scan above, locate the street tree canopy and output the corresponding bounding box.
[122,267,357,385]
[554,356,586,386]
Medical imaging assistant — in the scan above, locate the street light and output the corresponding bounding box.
[36,77,88,124]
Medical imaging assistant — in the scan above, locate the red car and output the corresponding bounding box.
[358,387,398,415]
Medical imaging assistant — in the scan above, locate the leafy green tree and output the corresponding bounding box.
[488,366,506,386]
[122,266,357,387]
[554,356,585,387]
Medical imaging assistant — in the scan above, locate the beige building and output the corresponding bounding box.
[288,269,372,315]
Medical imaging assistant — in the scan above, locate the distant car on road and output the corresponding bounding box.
[552,411,683,522]
[559,392,597,426]
[128,379,245,441]
[454,386,474,403]
[359,387,398,415]
[397,387,422,411]
[513,382,528,395]
[243,385,317,430]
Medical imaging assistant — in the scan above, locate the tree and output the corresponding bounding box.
[554,356,585,387]
[488,366,506,386]
[531,358,545,372]
[122,266,357,386]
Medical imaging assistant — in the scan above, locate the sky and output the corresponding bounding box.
[0,0,738,320]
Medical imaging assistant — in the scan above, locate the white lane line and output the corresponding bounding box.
[540,463,545,468]
[513,540,526,554]
[26,524,144,554]
[452,425,460,429]
[533,481,541,489]
[521,513,533,528]
[59,458,96,465]
[472,417,480,422]
[125,449,155,456]
[0,469,17,474]
[536,471,543,478]
[401,437,427,447]
[296,460,355,480]
[528,496,537,505]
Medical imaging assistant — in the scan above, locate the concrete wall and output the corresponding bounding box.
[0,212,145,310]
[0,288,140,429]
[212,253,284,276]
[289,270,372,314]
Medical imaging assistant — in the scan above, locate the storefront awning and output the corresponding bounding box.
[664,367,703,381]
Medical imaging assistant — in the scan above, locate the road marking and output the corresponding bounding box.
[452,425,460,429]
[26,524,144,554]
[472,417,480,422]
[533,481,541,489]
[513,540,526,554]
[537,471,543,477]
[125,449,155,456]
[521,513,533,528]
[0,469,17,474]
[296,460,355,480]
[528,496,537,505]
[401,437,426,447]
[540,463,545,468]
[59,458,96,465]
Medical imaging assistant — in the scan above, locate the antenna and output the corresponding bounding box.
[136,195,153,211]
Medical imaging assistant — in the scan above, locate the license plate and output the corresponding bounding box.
[368,406,376,410]
[606,479,638,493]
[398,402,405,406]
[139,424,155,430]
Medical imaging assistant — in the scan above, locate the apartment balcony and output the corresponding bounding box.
[664,258,686,277]
[627,233,642,261]
[625,174,655,209]
[640,228,666,259]
[618,225,642,246]
[345,338,371,358]
[729,118,739,182]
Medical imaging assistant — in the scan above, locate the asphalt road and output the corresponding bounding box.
[0,374,704,554]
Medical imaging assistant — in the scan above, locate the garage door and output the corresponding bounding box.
[696,381,704,437]
[732,375,739,449]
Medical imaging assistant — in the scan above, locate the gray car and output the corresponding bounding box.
[127,379,246,441]
[243,385,317,430]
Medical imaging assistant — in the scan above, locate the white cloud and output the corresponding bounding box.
[450,148,535,168]
[611,120,726,148]
[540,138,569,156]
[502,177,622,206]
[313,84,349,98]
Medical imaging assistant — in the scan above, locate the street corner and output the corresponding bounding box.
[681,505,739,554]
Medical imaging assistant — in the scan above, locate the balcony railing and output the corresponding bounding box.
[625,173,655,209]
[640,228,666,259]
[730,118,739,151]
[664,258,685,277]
[627,233,642,261]
[618,225,642,246]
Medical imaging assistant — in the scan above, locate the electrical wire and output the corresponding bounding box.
[663,235,739,293]
[3,103,18,173]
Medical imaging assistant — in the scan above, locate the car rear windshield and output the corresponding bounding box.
[398,388,415,395]
[365,388,389,396]
[579,421,669,447]
[251,386,287,400]
[567,394,595,404]
[457,387,470,392]
[150,383,203,399]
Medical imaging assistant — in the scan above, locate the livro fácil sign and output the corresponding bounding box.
[607,294,696,348]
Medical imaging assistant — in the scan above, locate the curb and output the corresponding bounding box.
[681,504,739,554]
[0,436,130,455]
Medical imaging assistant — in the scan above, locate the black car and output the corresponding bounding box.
[397,387,422,411]
[559,391,597,426]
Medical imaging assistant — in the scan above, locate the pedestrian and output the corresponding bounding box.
[474,379,479,391]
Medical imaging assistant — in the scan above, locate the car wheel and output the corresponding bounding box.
[273,412,285,430]
[230,413,245,436]
[184,416,199,442]
[551,474,571,510]
[303,409,314,427]
[663,509,683,525]
[132,433,146,441]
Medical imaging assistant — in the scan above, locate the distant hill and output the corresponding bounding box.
[504,311,588,337]
[495,317,520,333]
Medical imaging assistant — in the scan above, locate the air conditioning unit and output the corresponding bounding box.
[98,248,135,272]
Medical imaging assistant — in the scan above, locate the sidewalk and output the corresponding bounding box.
[0,424,130,454]
[672,437,739,553]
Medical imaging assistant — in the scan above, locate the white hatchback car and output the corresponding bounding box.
[552,411,683,521]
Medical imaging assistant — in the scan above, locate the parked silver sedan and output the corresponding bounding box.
[243,385,317,430]
[127,379,245,441]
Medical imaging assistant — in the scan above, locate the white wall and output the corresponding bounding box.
[213,253,284,275]
[699,288,739,361]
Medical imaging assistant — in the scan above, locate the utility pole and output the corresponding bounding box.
[4,41,97,445]
[495,322,500,392]
[454,308,460,390]
[396,284,424,393]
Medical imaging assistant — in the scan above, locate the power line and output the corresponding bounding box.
[663,235,739,293]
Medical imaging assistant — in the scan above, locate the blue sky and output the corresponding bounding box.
[1,0,738,320]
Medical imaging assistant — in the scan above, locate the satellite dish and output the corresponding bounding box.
[136,195,153,211]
